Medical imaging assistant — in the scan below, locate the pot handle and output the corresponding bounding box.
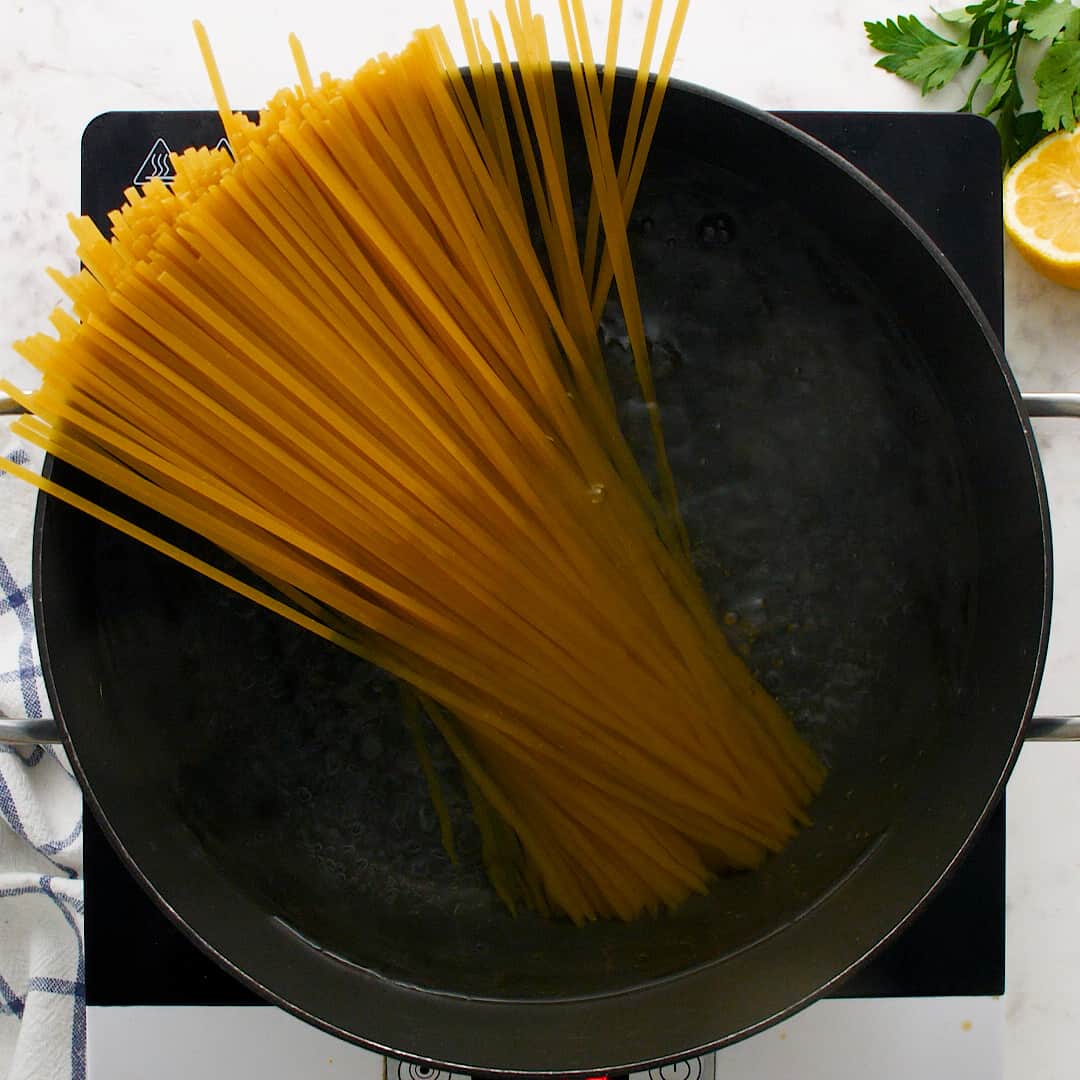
[1026,717,1080,740]
[1024,393,1080,418]
[0,714,63,745]
[1022,392,1080,741]
[1,396,59,744]
[0,391,1074,746]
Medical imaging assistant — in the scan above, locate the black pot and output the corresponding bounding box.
[0,73,1066,1073]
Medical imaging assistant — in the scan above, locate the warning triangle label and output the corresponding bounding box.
[133,137,176,186]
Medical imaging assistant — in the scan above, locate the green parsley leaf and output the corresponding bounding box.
[932,5,975,26]
[968,7,1003,48]
[975,42,1019,112]
[864,15,971,90]
[1015,109,1051,156]
[902,39,973,88]
[865,15,951,70]
[987,3,1025,33]
[995,83,1025,165]
[1022,0,1076,40]
[868,1,1080,168]
[1035,39,1080,127]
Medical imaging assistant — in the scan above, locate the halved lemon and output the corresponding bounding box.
[1004,127,1080,289]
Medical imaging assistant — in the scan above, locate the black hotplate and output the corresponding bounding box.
[81,109,1006,1007]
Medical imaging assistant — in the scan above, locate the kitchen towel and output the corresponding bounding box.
[0,437,85,1080]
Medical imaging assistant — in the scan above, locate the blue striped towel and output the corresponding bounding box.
[0,439,85,1080]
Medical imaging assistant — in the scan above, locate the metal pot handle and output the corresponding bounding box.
[0,714,62,745]
[0,395,62,745]
[0,392,1075,746]
[1023,392,1080,741]
[1024,393,1080,419]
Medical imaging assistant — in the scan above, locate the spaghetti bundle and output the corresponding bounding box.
[3,0,825,922]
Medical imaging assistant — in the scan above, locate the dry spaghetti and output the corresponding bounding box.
[3,0,825,923]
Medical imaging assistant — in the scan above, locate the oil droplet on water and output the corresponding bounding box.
[588,482,606,504]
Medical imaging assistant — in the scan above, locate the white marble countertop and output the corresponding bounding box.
[3,1,1080,1077]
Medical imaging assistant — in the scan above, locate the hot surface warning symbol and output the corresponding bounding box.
[133,137,176,186]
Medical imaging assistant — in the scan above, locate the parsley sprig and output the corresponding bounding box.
[866,1,1080,168]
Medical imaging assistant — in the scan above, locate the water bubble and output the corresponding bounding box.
[696,212,736,246]
[588,481,606,504]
